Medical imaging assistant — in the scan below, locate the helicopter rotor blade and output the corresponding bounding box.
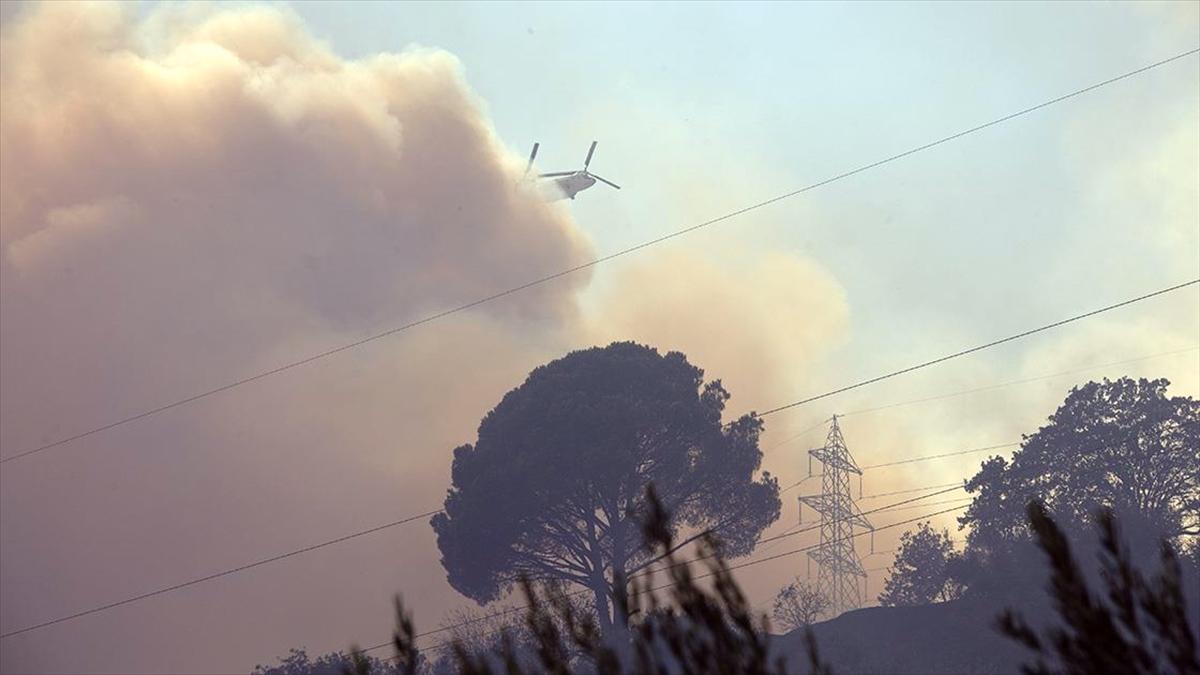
[525,143,540,175]
[583,141,597,170]
[589,173,621,190]
[538,171,575,178]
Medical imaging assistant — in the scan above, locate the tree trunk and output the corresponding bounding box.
[611,522,630,631]
[607,524,632,661]
[592,579,613,637]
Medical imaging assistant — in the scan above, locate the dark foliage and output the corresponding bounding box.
[878,521,964,607]
[432,342,780,635]
[375,485,830,675]
[252,647,408,675]
[997,501,1200,675]
[956,377,1198,605]
[961,378,1198,556]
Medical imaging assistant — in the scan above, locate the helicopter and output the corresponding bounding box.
[525,141,621,201]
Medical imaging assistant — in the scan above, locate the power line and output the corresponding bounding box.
[0,295,1187,637]
[838,346,1199,419]
[860,442,1017,470]
[0,465,945,641]
[754,279,1199,419]
[0,370,1130,642]
[5,49,1195,466]
[0,509,442,640]
[760,480,971,557]
[767,418,833,451]
[764,346,1198,454]
[0,418,1114,637]
[869,497,974,513]
[767,480,966,563]
[758,482,955,557]
[781,474,822,493]
[761,347,1196,492]
[758,485,963,546]
[860,482,963,499]
[763,348,1195,494]
[0,441,1001,639]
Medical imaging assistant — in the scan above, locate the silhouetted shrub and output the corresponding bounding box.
[252,647,407,675]
[364,485,830,675]
[997,501,1200,675]
[772,579,830,632]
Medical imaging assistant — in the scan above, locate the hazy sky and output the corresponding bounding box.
[1,2,1197,673]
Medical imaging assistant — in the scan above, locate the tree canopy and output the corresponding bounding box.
[960,377,1199,556]
[878,521,963,607]
[431,342,780,635]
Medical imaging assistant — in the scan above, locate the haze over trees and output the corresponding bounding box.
[876,377,1198,610]
[953,377,1199,600]
[961,377,1199,550]
[255,371,1199,674]
[431,342,781,639]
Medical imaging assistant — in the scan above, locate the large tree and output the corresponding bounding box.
[878,521,963,606]
[431,342,780,636]
[960,377,1199,558]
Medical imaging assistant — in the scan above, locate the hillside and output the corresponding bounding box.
[771,599,1035,675]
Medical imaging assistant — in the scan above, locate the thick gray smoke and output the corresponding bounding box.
[0,3,592,672]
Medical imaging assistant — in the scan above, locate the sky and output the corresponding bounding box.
[0,1,1197,673]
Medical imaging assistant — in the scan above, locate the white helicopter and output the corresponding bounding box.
[525,141,621,201]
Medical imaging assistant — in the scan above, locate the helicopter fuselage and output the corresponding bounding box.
[546,172,596,200]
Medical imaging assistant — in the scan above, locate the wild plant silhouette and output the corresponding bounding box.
[365,485,830,675]
[772,579,830,632]
[997,501,1200,675]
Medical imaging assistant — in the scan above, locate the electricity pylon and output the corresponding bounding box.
[799,415,873,616]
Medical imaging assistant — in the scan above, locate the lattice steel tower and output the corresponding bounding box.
[799,415,874,616]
